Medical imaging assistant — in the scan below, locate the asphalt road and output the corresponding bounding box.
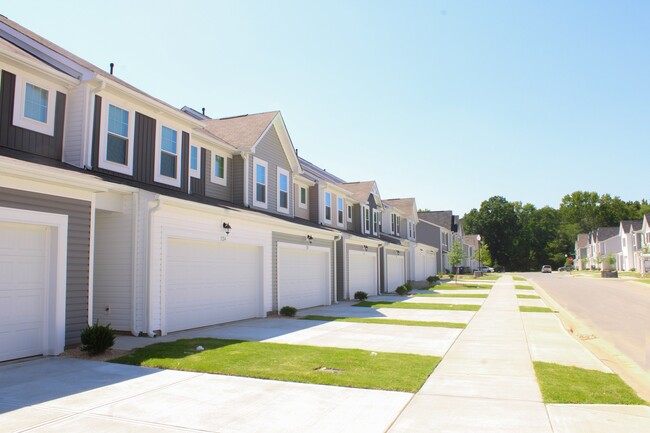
[523,272,649,373]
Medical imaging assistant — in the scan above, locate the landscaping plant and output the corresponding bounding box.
[354,291,368,301]
[80,321,115,355]
[279,306,297,317]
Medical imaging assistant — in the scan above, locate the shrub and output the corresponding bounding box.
[427,275,439,284]
[279,306,297,317]
[354,291,368,301]
[395,285,408,296]
[403,282,412,291]
[80,321,115,355]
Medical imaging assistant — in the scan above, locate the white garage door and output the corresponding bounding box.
[387,254,405,291]
[0,223,47,362]
[166,239,261,333]
[425,251,437,277]
[414,252,426,281]
[349,251,377,297]
[278,246,329,310]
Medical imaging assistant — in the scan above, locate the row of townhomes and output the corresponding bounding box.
[574,214,650,273]
[0,17,476,362]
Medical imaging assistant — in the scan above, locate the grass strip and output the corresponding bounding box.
[431,283,492,290]
[111,338,440,392]
[637,279,650,285]
[512,275,526,281]
[300,315,466,329]
[354,301,480,311]
[517,294,541,299]
[515,284,535,290]
[414,293,488,298]
[533,362,648,405]
[520,306,554,313]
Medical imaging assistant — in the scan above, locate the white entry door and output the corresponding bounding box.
[0,223,47,362]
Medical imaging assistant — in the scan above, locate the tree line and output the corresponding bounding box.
[462,192,650,271]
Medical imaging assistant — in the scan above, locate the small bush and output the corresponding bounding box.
[280,306,297,317]
[426,275,440,284]
[354,291,368,301]
[403,282,412,291]
[80,321,115,355]
[395,285,408,296]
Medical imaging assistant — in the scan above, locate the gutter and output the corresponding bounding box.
[146,198,162,337]
[332,232,342,304]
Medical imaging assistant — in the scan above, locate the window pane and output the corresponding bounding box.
[338,209,343,223]
[256,183,266,203]
[106,134,127,165]
[108,104,129,137]
[279,174,288,192]
[325,193,331,206]
[190,146,198,170]
[161,126,177,154]
[300,187,306,204]
[326,207,331,220]
[280,191,288,208]
[24,83,48,123]
[214,155,224,178]
[160,152,177,178]
[256,164,266,183]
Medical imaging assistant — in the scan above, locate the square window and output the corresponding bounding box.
[24,83,49,123]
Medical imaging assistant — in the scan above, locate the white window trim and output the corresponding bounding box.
[396,215,401,236]
[253,157,268,209]
[189,145,201,178]
[12,73,58,136]
[154,123,183,188]
[337,197,344,227]
[210,149,228,186]
[347,204,352,222]
[98,97,136,176]
[299,186,308,209]
[373,209,379,235]
[277,167,290,214]
[324,191,332,223]
[363,206,370,234]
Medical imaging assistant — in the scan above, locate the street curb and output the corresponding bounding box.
[528,278,650,403]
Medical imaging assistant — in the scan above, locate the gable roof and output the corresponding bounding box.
[620,220,643,234]
[576,233,589,248]
[384,198,417,218]
[593,226,619,242]
[418,211,454,230]
[340,181,380,205]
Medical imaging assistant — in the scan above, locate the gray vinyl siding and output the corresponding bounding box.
[0,186,91,345]
[0,70,66,161]
[352,204,361,233]
[232,155,245,205]
[248,126,293,217]
[308,185,319,223]
[204,149,233,202]
[336,239,345,300]
[294,184,309,220]
[62,83,86,168]
[417,221,442,273]
[271,232,334,312]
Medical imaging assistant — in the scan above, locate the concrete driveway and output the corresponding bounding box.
[0,357,411,433]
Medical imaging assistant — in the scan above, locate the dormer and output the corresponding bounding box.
[384,198,419,242]
[201,111,300,217]
[341,181,383,238]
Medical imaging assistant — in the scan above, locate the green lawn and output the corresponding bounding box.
[414,293,488,298]
[519,306,554,313]
[512,275,526,281]
[111,338,440,392]
[300,315,466,329]
[637,279,650,285]
[354,301,480,311]
[432,283,491,290]
[534,362,647,405]
[517,294,541,299]
[456,274,500,281]
[515,284,535,290]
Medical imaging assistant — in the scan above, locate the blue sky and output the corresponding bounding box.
[5,1,648,215]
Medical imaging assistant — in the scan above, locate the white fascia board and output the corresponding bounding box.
[342,232,385,248]
[190,130,236,156]
[155,194,339,239]
[0,47,80,88]
[294,173,316,187]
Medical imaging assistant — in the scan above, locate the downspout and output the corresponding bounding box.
[84,78,106,169]
[377,242,384,294]
[242,152,250,207]
[130,192,139,336]
[146,197,163,337]
[333,233,342,304]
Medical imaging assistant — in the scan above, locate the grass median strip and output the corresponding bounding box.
[300,315,466,329]
[111,338,440,392]
[431,283,492,290]
[533,362,648,405]
[512,276,526,281]
[354,301,481,311]
[515,284,535,290]
[414,293,488,298]
[520,306,554,313]
[517,294,541,299]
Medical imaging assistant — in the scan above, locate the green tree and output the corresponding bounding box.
[473,243,492,267]
[467,196,519,267]
[448,241,465,283]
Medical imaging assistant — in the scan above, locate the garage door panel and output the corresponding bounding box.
[349,252,377,296]
[279,247,329,310]
[166,239,261,333]
[387,255,405,291]
[0,223,47,361]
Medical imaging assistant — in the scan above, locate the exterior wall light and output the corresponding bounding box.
[223,222,232,236]
[307,234,314,244]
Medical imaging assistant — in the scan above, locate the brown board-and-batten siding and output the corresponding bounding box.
[190,147,207,196]
[91,96,190,193]
[0,70,66,160]
[0,186,91,345]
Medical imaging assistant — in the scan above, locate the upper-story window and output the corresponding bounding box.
[253,158,268,208]
[337,197,344,225]
[13,75,57,136]
[277,168,289,214]
[396,215,401,236]
[364,206,370,233]
[98,98,135,175]
[154,125,182,187]
[373,209,379,235]
[299,186,308,209]
[324,192,332,222]
[211,151,228,186]
[347,204,352,222]
[391,214,396,234]
[189,145,201,178]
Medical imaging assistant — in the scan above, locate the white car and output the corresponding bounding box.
[541,265,552,273]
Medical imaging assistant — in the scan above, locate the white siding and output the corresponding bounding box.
[62,84,87,167]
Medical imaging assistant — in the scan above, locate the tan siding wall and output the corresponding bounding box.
[204,149,233,202]
[293,183,309,220]
[232,155,245,205]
